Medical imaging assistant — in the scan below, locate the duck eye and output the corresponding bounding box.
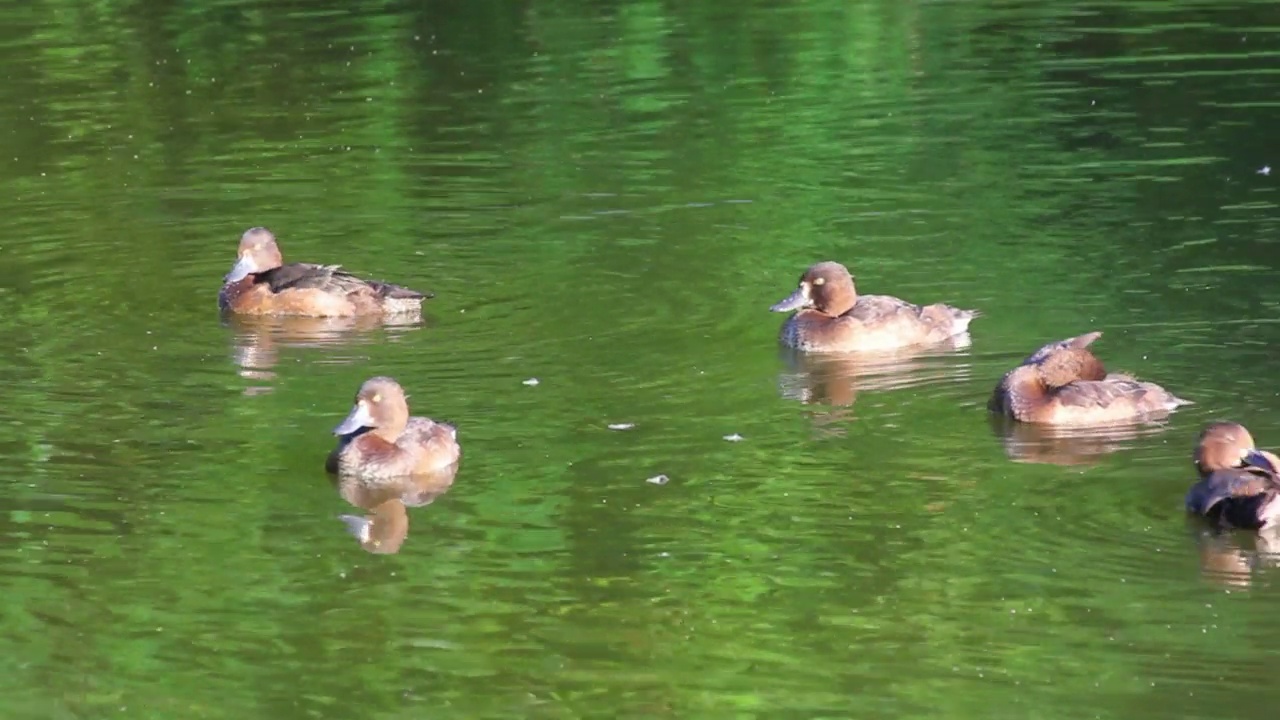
[812,277,825,286]
[371,394,382,403]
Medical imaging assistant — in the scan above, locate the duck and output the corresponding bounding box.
[219,227,430,317]
[988,331,1189,425]
[326,376,460,479]
[769,261,978,352]
[1185,421,1280,530]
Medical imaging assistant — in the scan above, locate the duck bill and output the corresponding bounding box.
[1245,449,1277,473]
[338,514,373,543]
[770,286,810,313]
[334,403,374,436]
[224,255,257,283]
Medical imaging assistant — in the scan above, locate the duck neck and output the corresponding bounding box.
[372,419,407,442]
[1004,368,1050,414]
[822,289,857,316]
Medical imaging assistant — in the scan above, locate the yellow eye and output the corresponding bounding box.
[813,277,825,286]
[371,394,382,403]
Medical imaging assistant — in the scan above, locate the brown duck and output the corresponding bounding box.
[770,261,978,353]
[1185,421,1280,530]
[219,227,430,317]
[989,331,1189,426]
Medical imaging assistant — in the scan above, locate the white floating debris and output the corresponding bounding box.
[1259,165,1271,176]
[608,423,635,431]
[645,474,669,485]
[723,433,744,442]
[522,378,539,386]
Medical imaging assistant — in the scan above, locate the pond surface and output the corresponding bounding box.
[3,0,1280,717]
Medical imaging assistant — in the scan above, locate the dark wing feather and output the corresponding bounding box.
[258,263,427,299]
[1186,467,1280,527]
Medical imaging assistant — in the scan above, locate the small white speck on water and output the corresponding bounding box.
[723,433,744,442]
[522,378,539,386]
[1259,165,1271,176]
[608,423,635,431]
[646,474,669,485]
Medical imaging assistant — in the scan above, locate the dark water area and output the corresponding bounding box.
[3,1,1280,717]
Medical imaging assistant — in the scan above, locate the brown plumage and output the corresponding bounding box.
[218,227,430,317]
[1185,422,1280,530]
[989,331,1189,426]
[769,261,978,353]
[327,376,460,479]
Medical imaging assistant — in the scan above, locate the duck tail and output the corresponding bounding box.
[950,307,980,335]
[360,277,431,301]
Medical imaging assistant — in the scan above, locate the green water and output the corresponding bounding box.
[3,0,1280,717]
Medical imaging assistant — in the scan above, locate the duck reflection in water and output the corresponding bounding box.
[334,462,458,555]
[225,313,424,395]
[988,414,1169,466]
[776,338,973,434]
[1193,525,1280,589]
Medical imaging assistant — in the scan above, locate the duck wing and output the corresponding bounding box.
[1186,466,1280,528]
[844,294,919,322]
[259,263,428,299]
[1053,377,1176,411]
[396,417,461,469]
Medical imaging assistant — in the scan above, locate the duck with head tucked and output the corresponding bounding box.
[326,376,460,479]
[219,227,431,317]
[1186,422,1280,530]
[989,331,1189,425]
[770,261,978,353]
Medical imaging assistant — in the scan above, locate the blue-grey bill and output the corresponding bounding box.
[770,287,809,313]
[224,255,256,283]
[338,515,373,543]
[333,403,374,435]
